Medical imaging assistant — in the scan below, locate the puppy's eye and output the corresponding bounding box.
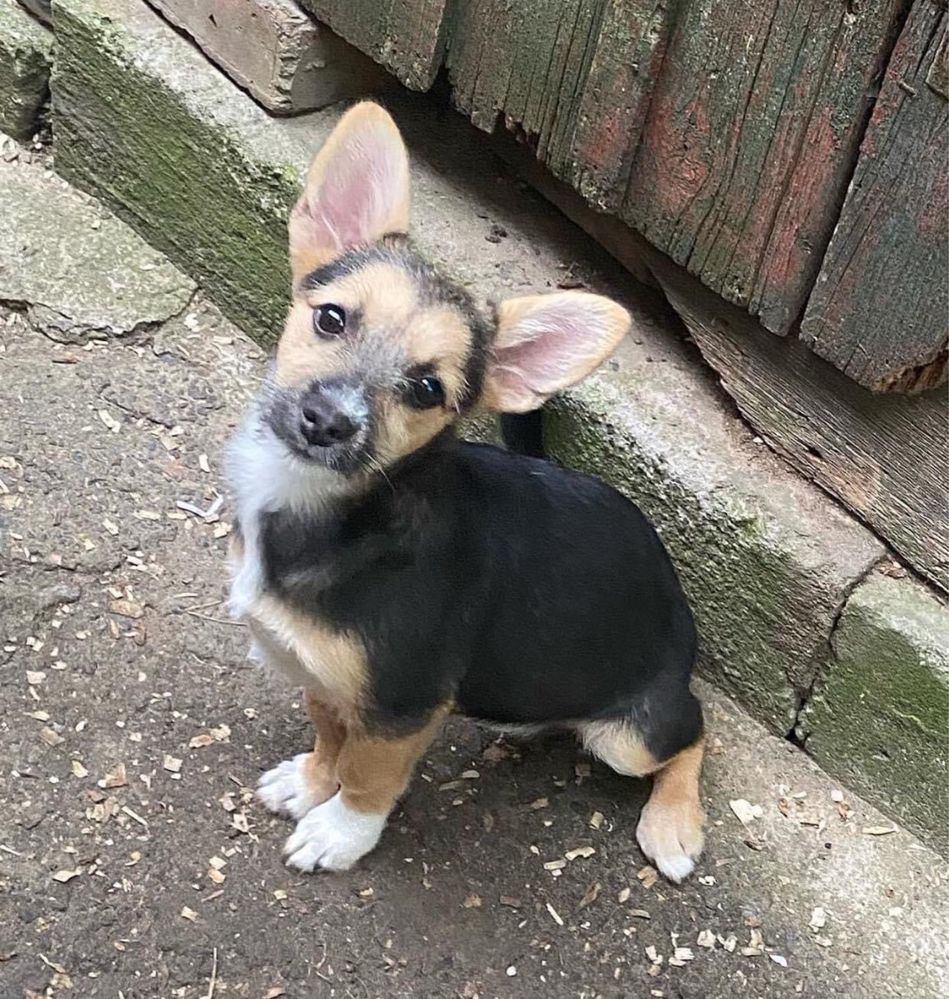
[313,304,346,338]
[406,375,445,410]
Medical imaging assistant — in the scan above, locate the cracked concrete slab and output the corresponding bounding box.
[0,148,195,340]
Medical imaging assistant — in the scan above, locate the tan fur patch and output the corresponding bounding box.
[302,692,347,804]
[578,719,662,778]
[337,707,449,814]
[246,594,368,719]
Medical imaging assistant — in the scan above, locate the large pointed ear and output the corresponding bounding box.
[481,291,630,412]
[288,102,410,285]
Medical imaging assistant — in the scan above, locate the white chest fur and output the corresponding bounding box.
[225,414,353,699]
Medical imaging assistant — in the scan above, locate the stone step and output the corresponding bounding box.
[0,0,52,140]
[145,0,386,115]
[49,0,948,853]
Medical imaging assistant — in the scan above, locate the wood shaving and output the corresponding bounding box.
[98,409,121,433]
[862,825,897,836]
[696,929,716,949]
[543,859,567,871]
[564,845,596,861]
[578,882,601,909]
[98,763,127,789]
[617,887,631,903]
[637,865,658,889]
[729,798,763,825]
[52,869,81,883]
[109,598,144,620]
[528,797,549,810]
[180,906,198,922]
[629,909,651,920]
[26,670,45,685]
[589,810,605,830]
[40,727,64,747]
[770,954,788,967]
[808,906,827,930]
[162,754,183,773]
[70,760,88,779]
[545,902,564,926]
[462,894,482,908]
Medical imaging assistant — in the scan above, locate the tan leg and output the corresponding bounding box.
[284,710,447,872]
[302,691,347,803]
[256,691,347,820]
[578,719,705,882]
[635,740,706,882]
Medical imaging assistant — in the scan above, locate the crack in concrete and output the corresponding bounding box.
[785,553,890,744]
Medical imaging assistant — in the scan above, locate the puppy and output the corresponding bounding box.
[226,102,705,881]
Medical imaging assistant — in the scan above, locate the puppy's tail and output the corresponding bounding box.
[499,411,547,459]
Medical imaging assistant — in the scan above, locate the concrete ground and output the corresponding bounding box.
[0,142,947,999]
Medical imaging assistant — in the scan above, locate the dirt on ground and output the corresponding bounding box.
[0,143,947,999]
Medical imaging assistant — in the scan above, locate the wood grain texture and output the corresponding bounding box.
[622,0,908,335]
[447,0,606,139]
[801,1,948,392]
[299,0,449,90]
[656,262,949,593]
[448,0,673,215]
[490,128,948,591]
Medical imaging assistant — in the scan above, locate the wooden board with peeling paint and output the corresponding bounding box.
[620,0,908,336]
[801,1,948,393]
[447,0,672,216]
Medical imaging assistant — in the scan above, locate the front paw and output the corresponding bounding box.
[257,753,337,820]
[636,795,705,883]
[284,793,386,872]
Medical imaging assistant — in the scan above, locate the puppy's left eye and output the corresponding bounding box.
[406,376,445,410]
[313,304,346,338]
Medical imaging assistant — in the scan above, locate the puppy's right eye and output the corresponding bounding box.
[313,304,346,338]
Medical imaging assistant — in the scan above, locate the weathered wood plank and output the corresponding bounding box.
[298,0,449,91]
[622,0,908,335]
[565,0,673,212]
[448,0,605,140]
[490,127,949,591]
[448,0,673,213]
[801,1,948,393]
[656,262,949,594]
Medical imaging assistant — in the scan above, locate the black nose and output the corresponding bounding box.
[300,398,358,447]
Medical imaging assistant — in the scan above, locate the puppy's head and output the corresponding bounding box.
[265,102,630,475]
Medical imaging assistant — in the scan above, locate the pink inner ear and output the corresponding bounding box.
[496,300,603,394]
[306,131,406,254]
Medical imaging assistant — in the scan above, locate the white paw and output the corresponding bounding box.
[636,797,705,883]
[284,793,386,872]
[256,753,335,820]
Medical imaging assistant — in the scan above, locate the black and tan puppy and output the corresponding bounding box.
[227,103,705,881]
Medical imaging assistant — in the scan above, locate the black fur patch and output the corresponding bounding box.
[259,433,701,757]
